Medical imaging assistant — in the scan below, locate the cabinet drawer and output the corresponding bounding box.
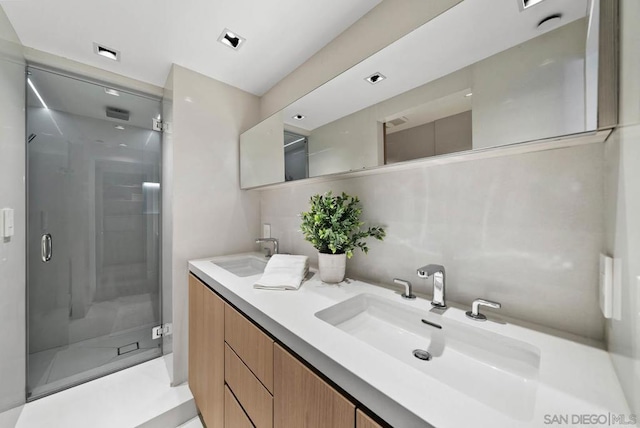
[225,385,254,428]
[225,304,274,392]
[357,409,383,428]
[225,344,273,428]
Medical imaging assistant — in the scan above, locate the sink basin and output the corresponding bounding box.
[213,256,267,277]
[315,293,541,420]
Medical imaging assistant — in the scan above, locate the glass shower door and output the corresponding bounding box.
[26,67,163,399]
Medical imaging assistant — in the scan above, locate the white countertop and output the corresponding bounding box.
[189,253,631,428]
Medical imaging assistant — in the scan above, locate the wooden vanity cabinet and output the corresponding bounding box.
[188,275,203,407]
[225,343,273,427]
[356,409,384,428]
[274,343,355,428]
[189,273,388,428]
[225,303,274,392]
[224,385,254,428]
[224,304,274,428]
[188,274,225,428]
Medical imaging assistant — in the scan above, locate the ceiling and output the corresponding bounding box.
[2,0,381,95]
[282,0,589,131]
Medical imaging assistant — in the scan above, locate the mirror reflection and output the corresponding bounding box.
[241,0,602,188]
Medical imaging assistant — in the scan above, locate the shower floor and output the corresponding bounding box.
[28,293,162,400]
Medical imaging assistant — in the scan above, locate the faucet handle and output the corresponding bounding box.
[393,278,415,300]
[466,298,501,321]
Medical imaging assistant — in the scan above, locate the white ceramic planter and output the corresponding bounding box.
[318,252,346,283]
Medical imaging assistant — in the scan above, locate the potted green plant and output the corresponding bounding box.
[300,191,385,283]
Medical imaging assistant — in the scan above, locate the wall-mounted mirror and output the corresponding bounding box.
[240,0,616,189]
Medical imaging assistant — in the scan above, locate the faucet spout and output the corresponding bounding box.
[417,264,443,278]
[256,238,279,258]
[416,264,446,309]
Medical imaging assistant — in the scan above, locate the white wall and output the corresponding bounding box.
[0,5,25,413]
[260,143,605,340]
[167,65,261,385]
[604,0,640,414]
[472,18,587,149]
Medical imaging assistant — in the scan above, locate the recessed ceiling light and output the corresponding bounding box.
[143,182,160,189]
[465,92,473,97]
[27,78,48,110]
[119,143,127,147]
[114,125,125,130]
[365,72,386,85]
[104,88,120,97]
[283,137,306,148]
[94,42,120,61]
[518,0,547,10]
[217,28,246,50]
[292,114,305,120]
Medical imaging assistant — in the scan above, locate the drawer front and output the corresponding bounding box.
[225,385,254,428]
[225,344,273,428]
[274,344,355,428]
[356,409,384,428]
[225,304,274,392]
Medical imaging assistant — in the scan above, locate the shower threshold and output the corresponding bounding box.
[27,325,161,400]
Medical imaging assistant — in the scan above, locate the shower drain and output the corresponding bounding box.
[117,342,140,356]
[412,349,432,361]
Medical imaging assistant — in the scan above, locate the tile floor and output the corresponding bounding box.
[0,355,196,428]
[178,417,204,428]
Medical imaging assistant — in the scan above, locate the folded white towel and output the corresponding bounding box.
[254,254,309,291]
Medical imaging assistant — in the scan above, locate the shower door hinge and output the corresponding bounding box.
[152,323,172,339]
[152,118,169,132]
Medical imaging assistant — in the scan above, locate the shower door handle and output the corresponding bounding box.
[41,233,52,262]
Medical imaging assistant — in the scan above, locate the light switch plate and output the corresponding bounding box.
[1,208,14,238]
[263,223,271,239]
[599,254,613,319]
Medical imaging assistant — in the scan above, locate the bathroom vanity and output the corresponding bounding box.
[188,253,629,428]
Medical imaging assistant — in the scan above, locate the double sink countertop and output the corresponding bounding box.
[189,252,630,428]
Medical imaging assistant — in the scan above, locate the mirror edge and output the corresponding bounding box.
[242,129,612,191]
[597,0,619,130]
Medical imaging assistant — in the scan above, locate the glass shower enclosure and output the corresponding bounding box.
[26,67,163,399]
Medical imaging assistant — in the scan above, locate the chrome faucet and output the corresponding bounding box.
[466,299,501,321]
[256,238,278,258]
[417,264,446,309]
